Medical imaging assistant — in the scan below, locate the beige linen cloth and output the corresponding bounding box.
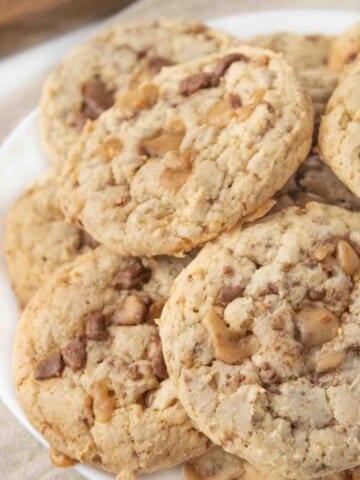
[1,0,359,478]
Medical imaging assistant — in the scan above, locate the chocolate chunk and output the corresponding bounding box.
[80,230,100,249]
[212,53,249,86]
[127,363,144,381]
[72,111,88,130]
[228,93,242,109]
[84,312,108,341]
[62,337,87,371]
[82,103,99,121]
[179,72,212,96]
[147,56,174,75]
[261,362,280,386]
[308,289,325,301]
[137,49,148,59]
[216,285,244,306]
[112,295,149,325]
[346,52,358,65]
[147,302,164,323]
[148,335,168,380]
[179,54,249,96]
[306,34,322,42]
[35,352,64,380]
[223,266,234,275]
[346,344,360,353]
[186,23,207,34]
[112,262,151,289]
[81,78,114,121]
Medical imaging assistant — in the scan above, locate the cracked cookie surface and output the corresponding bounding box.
[5,174,97,307]
[328,22,360,73]
[13,247,208,476]
[40,19,234,169]
[184,446,360,480]
[59,45,313,256]
[319,60,360,197]
[160,203,360,479]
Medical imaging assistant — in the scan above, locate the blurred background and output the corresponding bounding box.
[0,0,134,57]
[1,0,360,58]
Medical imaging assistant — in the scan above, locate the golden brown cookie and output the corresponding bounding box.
[40,19,234,169]
[59,46,313,256]
[160,203,360,479]
[13,247,208,477]
[5,174,97,307]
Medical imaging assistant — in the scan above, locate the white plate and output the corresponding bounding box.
[1,9,360,480]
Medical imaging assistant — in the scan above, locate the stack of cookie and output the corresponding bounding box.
[5,18,360,480]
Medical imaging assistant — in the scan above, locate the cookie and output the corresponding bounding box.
[319,60,360,197]
[274,152,360,212]
[4,174,98,307]
[248,32,338,134]
[59,46,313,257]
[328,22,360,72]
[40,19,235,169]
[184,446,360,480]
[160,202,360,478]
[184,446,247,480]
[13,247,208,477]
[248,32,334,70]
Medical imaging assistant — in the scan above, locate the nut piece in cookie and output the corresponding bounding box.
[49,448,76,468]
[112,294,150,325]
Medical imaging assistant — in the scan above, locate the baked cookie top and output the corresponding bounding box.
[328,22,360,72]
[59,45,313,257]
[4,174,97,307]
[13,247,208,477]
[319,60,360,197]
[40,19,234,169]
[275,152,360,212]
[160,203,360,478]
[248,32,334,70]
[184,446,360,480]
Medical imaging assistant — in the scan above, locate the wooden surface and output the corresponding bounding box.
[0,0,70,24]
[0,0,135,57]
[0,1,359,479]
[2,0,360,58]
